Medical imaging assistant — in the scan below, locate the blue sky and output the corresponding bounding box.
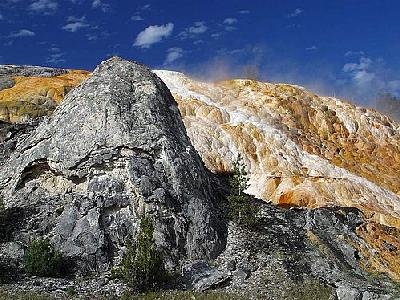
[1,0,400,105]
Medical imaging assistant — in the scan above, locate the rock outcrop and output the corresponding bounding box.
[0,65,89,123]
[185,201,399,299]
[0,57,225,275]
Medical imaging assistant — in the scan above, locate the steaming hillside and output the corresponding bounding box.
[156,70,400,226]
[1,65,399,229]
[1,60,400,299]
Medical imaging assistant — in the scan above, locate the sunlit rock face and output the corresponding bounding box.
[0,65,89,123]
[1,65,399,230]
[154,70,400,229]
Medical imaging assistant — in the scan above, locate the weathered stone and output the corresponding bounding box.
[0,65,69,78]
[212,200,398,299]
[336,286,361,300]
[182,260,231,291]
[0,57,226,274]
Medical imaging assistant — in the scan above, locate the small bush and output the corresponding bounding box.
[0,196,4,211]
[113,216,167,292]
[23,238,63,277]
[122,290,242,300]
[227,154,259,227]
[284,279,333,300]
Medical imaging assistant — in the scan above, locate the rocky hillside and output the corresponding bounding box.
[154,70,400,230]
[0,58,400,299]
[1,65,398,229]
[0,65,89,123]
[0,57,225,276]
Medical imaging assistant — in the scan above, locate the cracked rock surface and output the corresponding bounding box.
[0,57,226,275]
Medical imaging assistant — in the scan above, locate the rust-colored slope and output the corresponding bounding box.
[155,71,400,231]
[0,70,90,123]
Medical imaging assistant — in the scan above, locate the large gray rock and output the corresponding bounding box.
[0,57,226,274]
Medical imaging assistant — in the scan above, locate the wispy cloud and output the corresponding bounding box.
[62,16,89,32]
[339,54,400,103]
[239,10,250,14]
[287,8,303,18]
[131,15,143,21]
[343,57,375,86]
[28,0,58,15]
[9,29,36,38]
[179,21,208,39]
[140,4,150,10]
[164,47,184,65]
[92,0,109,12]
[223,18,237,25]
[46,52,65,65]
[133,23,174,48]
[0,12,4,20]
[86,33,97,41]
[306,45,317,51]
[345,50,365,57]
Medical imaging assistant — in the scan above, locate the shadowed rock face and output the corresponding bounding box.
[0,57,226,273]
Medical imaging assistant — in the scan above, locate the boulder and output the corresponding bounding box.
[0,57,226,274]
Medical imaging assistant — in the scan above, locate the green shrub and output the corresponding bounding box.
[23,238,63,277]
[113,216,167,292]
[122,290,242,300]
[284,279,333,300]
[227,154,259,227]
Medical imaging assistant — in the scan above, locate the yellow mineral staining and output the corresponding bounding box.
[4,68,400,234]
[0,70,90,123]
[354,221,400,281]
[159,73,400,231]
[175,96,229,124]
[219,79,399,195]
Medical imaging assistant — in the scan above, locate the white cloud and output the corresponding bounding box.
[131,4,150,21]
[164,47,183,65]
[343,57,376,87]
[353,70,376,85]
[224,25,237,32]
[188,21,207,34]
[133,23,174,48]
[131,15,143,21]
[345,50,365,57]
[92,0,109,12]
[239,10,250,14]
[29,0,58,14]
[343,57,372,73]
[306,45,317,51]
[86,33,98,41]
[223,18,237,25]
[62,16,89,32]
[46,52,65,64]
[9,29,36,38]
[140,4,150,10]
[287,8,303,18]
[0,12,3,20]
[179,21,207,39]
